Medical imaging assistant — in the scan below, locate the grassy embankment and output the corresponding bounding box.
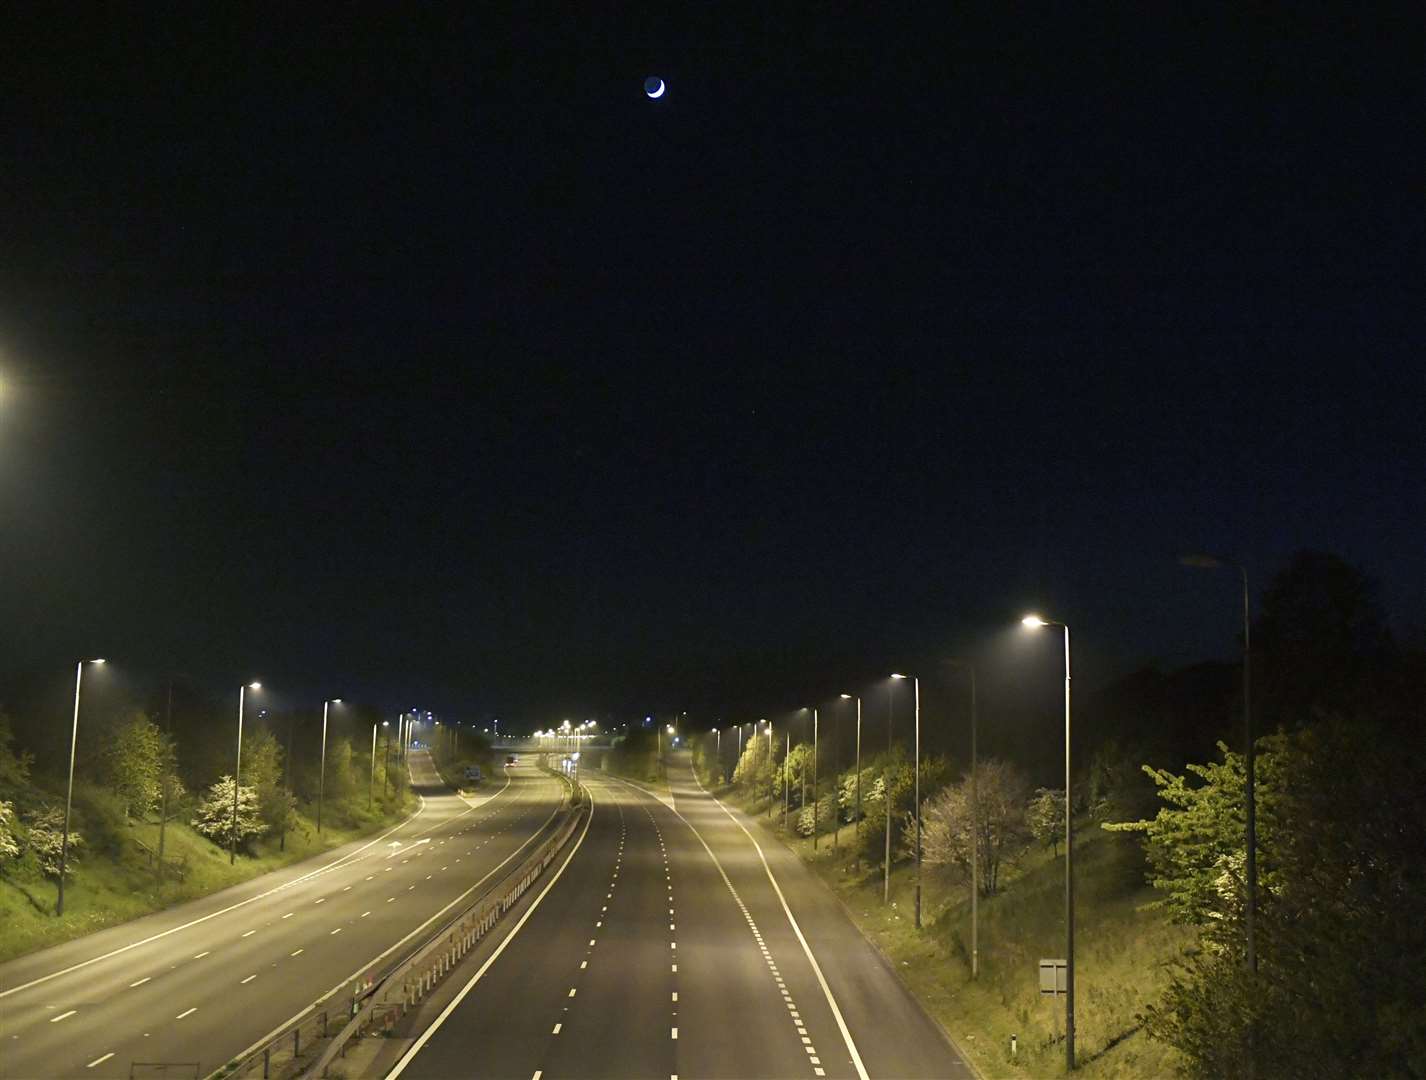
[724,785,1190,1079]
[0,778,418,965]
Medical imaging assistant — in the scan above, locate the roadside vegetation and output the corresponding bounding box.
[0,702,416,964]
[694,551,1426,1078]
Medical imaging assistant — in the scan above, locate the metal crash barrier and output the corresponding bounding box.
[208,772,584,1080]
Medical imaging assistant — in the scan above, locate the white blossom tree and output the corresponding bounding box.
[192,776,263,849]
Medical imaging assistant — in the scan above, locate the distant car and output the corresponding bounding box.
[505,755,518,766]
[463,765,483,782]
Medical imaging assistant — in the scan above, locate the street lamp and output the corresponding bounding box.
[232,682,261,864]
[1181,553,1256,974]
[1022,614,1075,1071]
[317,698,341,835]
[841,694,862,855]
[893,675,923,928]
[57,658,104,915]
[810,706,820,852]
[763,720,774,819]
[943,659,980,978]
[383,719,392,795]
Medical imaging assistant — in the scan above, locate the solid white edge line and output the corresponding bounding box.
[686,768,871,1080]
[222,769,567,1067]
[387,785,596,1079]
[0,752,474,1001]
[609,768,872,1080]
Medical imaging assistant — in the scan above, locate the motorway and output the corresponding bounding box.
[391,752,972,1080]
[0,752,566,1079]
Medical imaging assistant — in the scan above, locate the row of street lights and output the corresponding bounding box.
[700,622,1065,1061]
[703,566,1249,1074]
[56,667,430,894]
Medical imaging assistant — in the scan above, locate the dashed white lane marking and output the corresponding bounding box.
[129,977,150,987]
[568,988,576,997]
[241,974,257,984]
[291,949,304,957]
[684,768,869,1080]
[49,1010,76,1023]
[551,1022,562,1034]
[282,912,294,919]
[240,930,256,938]
[671,991,678,1002]
[86,1052,115,1068]
[314,897,326,904]
[365,875,374,881]
[192,951,210,959]
[671,1026,678,1040]
[361,910,371,918]
[580,960,587,969]
[532,1072,542,1080]
[330,928,342,935]
[175,1007,197,1019]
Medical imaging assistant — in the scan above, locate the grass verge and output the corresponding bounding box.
[0,786,418,965]
[729,792,1190,1079]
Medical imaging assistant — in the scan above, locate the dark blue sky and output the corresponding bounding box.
[1,10,1420,730]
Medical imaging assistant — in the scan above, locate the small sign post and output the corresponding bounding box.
[1039,958,1068,996]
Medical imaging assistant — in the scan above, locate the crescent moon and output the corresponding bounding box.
[647,79,665,99]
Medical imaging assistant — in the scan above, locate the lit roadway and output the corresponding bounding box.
[0,752,566,1079]
[391,752,971,1080]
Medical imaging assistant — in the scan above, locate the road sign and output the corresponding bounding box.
[1039,958,1067,995]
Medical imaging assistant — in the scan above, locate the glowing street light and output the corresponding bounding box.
[1021,613,1075,1071]
[57,658,105,915]
[318,698,342,835]
[840,694,862,854]
[892,674,923,927]
[231,682,262,864]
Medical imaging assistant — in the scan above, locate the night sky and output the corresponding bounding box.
[1,11,1420,731]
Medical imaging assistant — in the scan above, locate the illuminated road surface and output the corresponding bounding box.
[392,754,971,1080]
[0,753,565,1079]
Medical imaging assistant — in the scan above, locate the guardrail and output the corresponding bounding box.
[208,772,584,1080]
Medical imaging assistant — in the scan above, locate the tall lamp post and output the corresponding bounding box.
[883,679,897,904]
[1023,614,1075,1071]
[369,721,378,809]
[1181,553,1255,974]
[811,706,820,852]
[893,674,922,928]
[57,658,105,915]
[317,698,341,835]
[764,720,774,820]
[383,719,392,795]
[231,682,262,864]
[944,659,980,978]
[841,694,862,853]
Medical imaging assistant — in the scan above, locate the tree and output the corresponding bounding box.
[24,805,80,879]
[0,799,20,866]
[1027,787,1066,856]
[1109,720,1426,1077]
[919,758,1030,897]
[1256,550,1391,726]
[192,776,263,849]
[241,731,292,835]
[104,712,173,820]
[732,733,775,796]
[0,711,34,788]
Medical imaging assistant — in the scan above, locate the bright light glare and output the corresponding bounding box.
[891,673,907,679]
[90,658,106,665]
[1022,615,1048,628]
[249,681,262,689]
[839,693,851,699]
[666,725,675,733]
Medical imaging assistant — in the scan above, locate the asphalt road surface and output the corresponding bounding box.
[0,753,566,1079]
[392,753,972,1080]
